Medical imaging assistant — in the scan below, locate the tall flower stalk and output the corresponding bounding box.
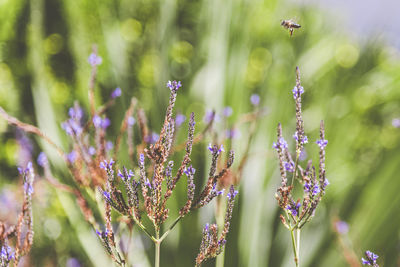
[274,67,329,266]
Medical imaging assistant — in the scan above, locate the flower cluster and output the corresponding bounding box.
[361,251,379,266]
[274,67,329,266]
[0,162,35,267]
[195,185,238,266]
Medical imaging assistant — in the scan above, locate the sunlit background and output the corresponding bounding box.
[1,0,400,266]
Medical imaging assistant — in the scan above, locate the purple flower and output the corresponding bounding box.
[100,159,115,171]
[204,223,209,232]
[361,250,378,265]
[392,118,400,128]
[293,131,308,144]
[284,161,294,172]
[1,244,15,261]
[223,106,233,117]
[304,182,311,193]
[139,154,145,164]
[299,149,307,161]
[324,179,330,188]
[292,85,304,99]
[166,80,182,91]
[144,132,159,144]
[127,116,136,126]
[226,128,241,139]
[184,165,196,176]
[92,115,102,128]
[203,109,219,124]
[312,184,320,196]
[37,152,48,167]
[335,221,349,234]
[316,139,328,149]
[67,151,77,163]
[18,161,33,175]
[250,94,260,106]
[111,87,122,99]
[208,143,224,154]
[106,141,114,151]
[88,146,96,156]
[88,53,102,66]
[101,117,111,129]
[144,178,152,189]
[286,201,301,216]
[227,189,238,199]
[103,191,111,201]
[273,137,288,150]
[66,258,81,267]
[175,114,186,127]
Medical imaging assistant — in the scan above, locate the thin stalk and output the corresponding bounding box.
[296,228,301,266]
[291,151,300,187]
[215,198,227,267]
[159,215,183,242]
[129,215,156,242]
[155,231,160,267]
[290,228,299,267]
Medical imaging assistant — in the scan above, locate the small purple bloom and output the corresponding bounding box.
[204,223,209,232]
[67,151,77,163]
[175,114,186,127]
[250,94,260,106]
[227,189,238,199]
[37,152,48,167]
[361,250,378,266]
[144,132,159,144]
[166,80,182,91]
[292,85,304,99]
[100,159,115,170]
[88,53,102,66]
[324,179,330,188]
[293,131,308,144]
[101,117,111,129]
[127,116,136,126]
[312,184,320,196]
[316,139,328,149]
[103,191,111,200]
[286,201,301,216]
[304,182,311,193]
[299,149,307,161]
[66,258,81,267]
[208,143,224,155]
[139,154,145,164]
[93,115,102,128]
[144,179,152,189]
[222,106,233,117]
[203,110,219,124]
[184,166,196,176]
[1,244,14,261]
[95,229,102,237]
[392,118,400,128]
[111,87,122,99]
[226,128,241,139]
[88,146,96,156]
[106,141,113,151]
[335,221,349,234]
[284,161,294,172]
[273,137,288,150]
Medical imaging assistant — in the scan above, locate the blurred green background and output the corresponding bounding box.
[1,0,400,266]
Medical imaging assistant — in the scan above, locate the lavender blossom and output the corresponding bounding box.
[166,80,182,91]
[250,94,260,106]
[88,146,96,156]
[175,114,186,127]
[226,128,241,139]
[0,244,14,262]
[37,152,48,167]
[111,87,122,99]
[284,161,295,172]
[392,118,400,128]
[292,85,304,99]
[106,141,114,151]
[335,221,349,234]
[286,200,301,216]
[293,131,308,145]
[316,138,328,149]
[127,116,136,126]
[88,53,102,66]
[203,109,219,124]
[273,137,288,150]
[222,106,233,117]
[144,132,159,144]
[208,143,224,155]
[67,151,77,163]
[361,251,379,266]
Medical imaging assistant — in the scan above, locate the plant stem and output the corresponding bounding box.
[159,215,183,242]
[290,228,299,267]
[215,198,227,267]
[296,228,301,266]
[155,230,160,267]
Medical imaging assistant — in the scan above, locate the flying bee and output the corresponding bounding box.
[281,19,301,36]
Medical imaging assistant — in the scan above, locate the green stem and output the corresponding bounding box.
[290,228,299,267]
[296,228,301,266]
[159,215,183,242]
[291,150,300,187]
[215,199,227,267]
[129,215,156,242]
[155,231,160,267]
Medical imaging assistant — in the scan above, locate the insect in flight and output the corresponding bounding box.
[281,19,301,36]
